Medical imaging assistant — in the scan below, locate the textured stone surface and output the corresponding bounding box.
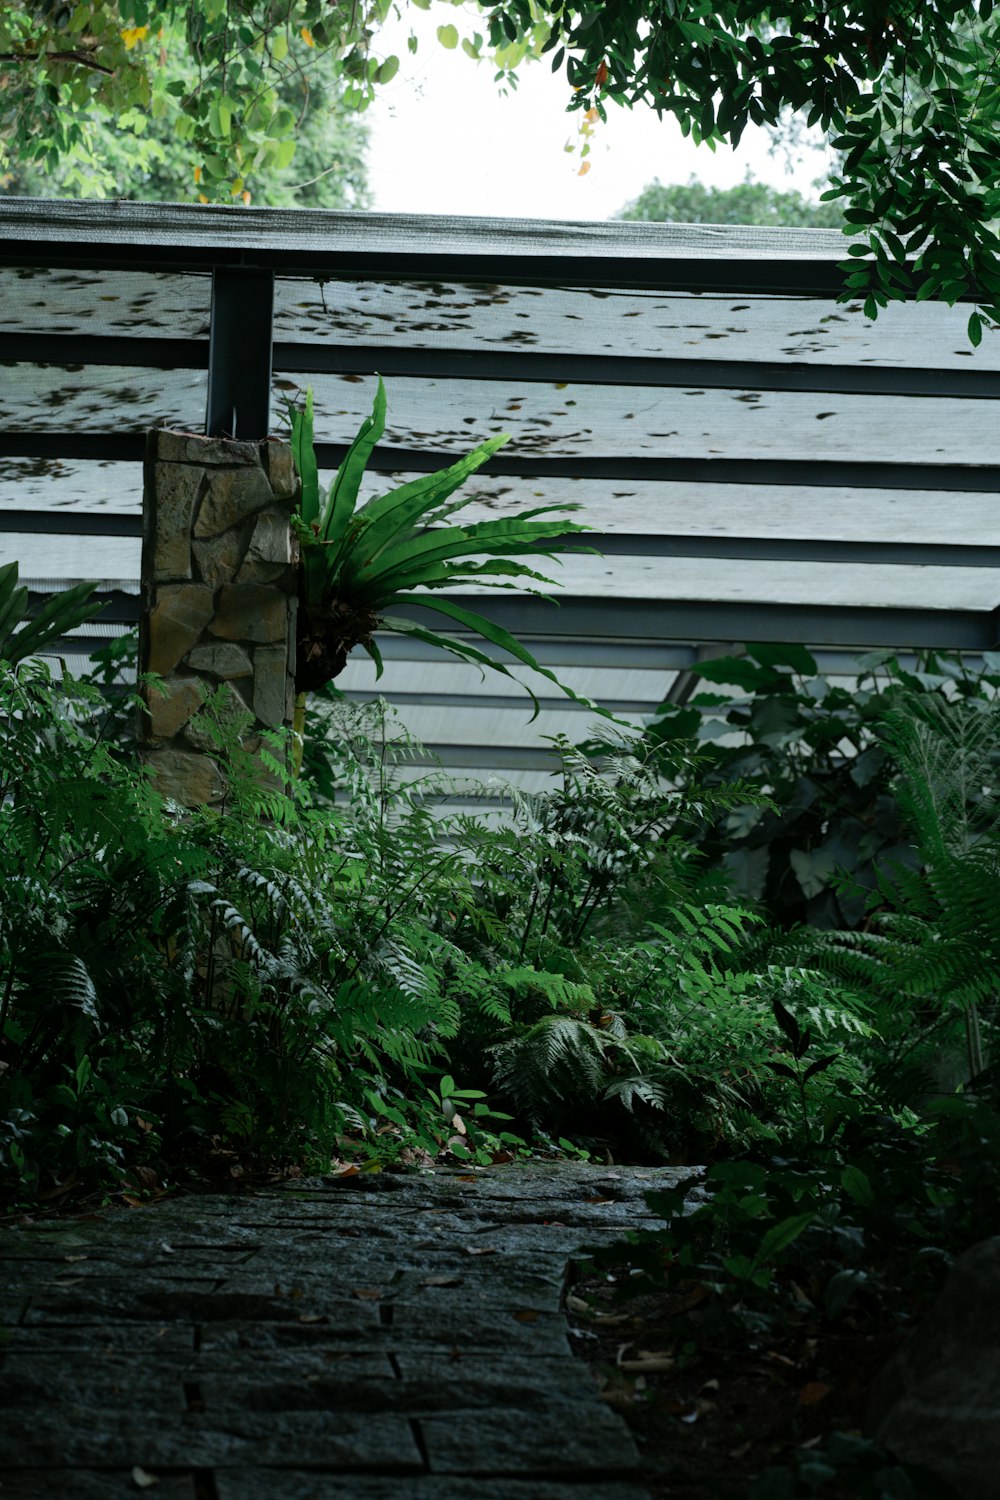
[152,461,203,581]
[183,680,253,753]
[1,1408,423,1471]
[186,642,253,680]
[193,526,249,590]
[195,467,274,538]
[146,584,214,675]
[155,431,265,468]
[216,1479,644,1500]
[146,677,206,742]
[265,440,299,501]
[422,1403,641,1475]
[870,1237,1000,1499]
[237,506,294,586]
[252,642,291,727]
[0,1476,197,1500]
[0,1164,682,1496]
[210,584,288,643]
[140,433,297,806]
[145,748,225,807]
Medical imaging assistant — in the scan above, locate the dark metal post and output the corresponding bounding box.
[205,265,275,440]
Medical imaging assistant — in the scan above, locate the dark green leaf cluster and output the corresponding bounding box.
[644,644,1000,932]
[488,0,1000,332]
[9,607,998,1205]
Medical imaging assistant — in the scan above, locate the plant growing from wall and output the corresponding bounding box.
[286,378,600,751]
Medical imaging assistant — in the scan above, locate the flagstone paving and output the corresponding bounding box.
[0,1161,701,1499]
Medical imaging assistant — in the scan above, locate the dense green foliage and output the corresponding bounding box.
[644,644,1000,932]
[0,561,101,666]
[3,601,998,1489]
[582,670,1000,1497]
[1,33,370,207]
[616,175,843,228]
[0,2,380,203]
[4,3,999,332]
[6,613,997,1216]
[0,646,869,1200]
[484,0,1000,335]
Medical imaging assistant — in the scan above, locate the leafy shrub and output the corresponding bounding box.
[0,665,465,1200]
[645,645,1000,930]
[13,636,977,1203]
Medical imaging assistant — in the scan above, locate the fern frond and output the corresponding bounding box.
[603,1074,668,1113]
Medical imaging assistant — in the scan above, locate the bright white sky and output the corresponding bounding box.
[365,7,830,221]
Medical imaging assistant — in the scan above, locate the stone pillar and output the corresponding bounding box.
[138,430,299,807]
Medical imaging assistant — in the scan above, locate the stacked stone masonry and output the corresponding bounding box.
[139,430,300,807]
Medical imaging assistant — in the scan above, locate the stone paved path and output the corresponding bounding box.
[0,1161,698,1499]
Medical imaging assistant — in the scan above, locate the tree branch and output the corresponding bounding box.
[0,50,115,76]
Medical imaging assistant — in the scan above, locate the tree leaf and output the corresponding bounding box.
[840,1164,875,1207]
[751,1210,816,1271]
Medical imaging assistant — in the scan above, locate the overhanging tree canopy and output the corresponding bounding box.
[3,3,999,330]
[0,1,385,203]
[484,0,1000,336]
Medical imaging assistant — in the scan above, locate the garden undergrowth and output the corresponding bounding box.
[3,637,999,1495]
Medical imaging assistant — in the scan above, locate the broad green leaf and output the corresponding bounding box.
[360,633,385,679]
[288,390,320,528]
[746,642,818,675]
[840,1164,875,1207]
[696,656,779,691]
[341,433,511,575]
[379,613,540,717]
[4,579,101,664]
[750,1211,816,1271]
[388,594,626,725]
[319,376,387,549]
[349,519,584,597]
[371,556,558,600]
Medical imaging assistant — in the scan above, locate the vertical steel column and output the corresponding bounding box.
[205,265,275,440]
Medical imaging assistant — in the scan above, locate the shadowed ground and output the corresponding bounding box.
[0,1162,699,1498]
